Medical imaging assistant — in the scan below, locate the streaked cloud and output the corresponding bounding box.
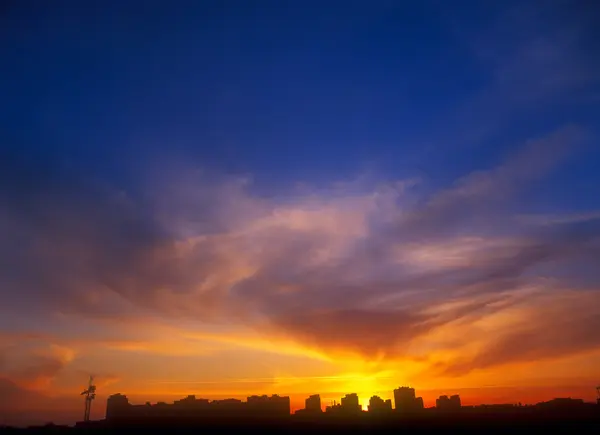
[2,127,599,382]
[0,341,75,390]
[1,126,599,396]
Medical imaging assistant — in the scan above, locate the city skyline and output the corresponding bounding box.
[98,384,600,424]
[2,0,600,429]
[2,375,599,427]
[9,386,597,430]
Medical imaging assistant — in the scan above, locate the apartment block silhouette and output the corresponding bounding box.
[436,395,461,411]
[394,387,424,413]
[368,395,392,413]
[305,394,322,412]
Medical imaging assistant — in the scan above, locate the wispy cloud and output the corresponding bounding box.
[0,126,599,383]
[0,341,76,390]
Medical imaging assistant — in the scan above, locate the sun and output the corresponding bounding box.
[335,371,394,409]
[359,396,370,411]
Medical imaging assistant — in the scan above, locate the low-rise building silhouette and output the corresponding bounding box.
[174,395,209,408]
[436,394,461,411]
[325,400,342,415]
[106,393,290,421]
[172,395,210,416]
[247,394,291,416]
[535,398,585,410]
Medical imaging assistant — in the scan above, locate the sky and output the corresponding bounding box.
[1,0,600,426]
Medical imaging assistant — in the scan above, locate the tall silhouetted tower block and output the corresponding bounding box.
[436,395,448,409]
[436,394,461,411]
[106,394,131,421]
[340,393,362,413]
[368,395,392,413]
[393,386,423,413]
[305,394,322,412]
[394,386,414,409]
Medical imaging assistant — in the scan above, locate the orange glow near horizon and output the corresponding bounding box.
[8,324,599,406]
[3,319,600,428]
[2,136,600,426]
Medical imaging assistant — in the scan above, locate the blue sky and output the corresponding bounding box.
[1,0,600,425]
[3,1,598,195]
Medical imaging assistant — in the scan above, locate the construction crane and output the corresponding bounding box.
[80,376,97,422]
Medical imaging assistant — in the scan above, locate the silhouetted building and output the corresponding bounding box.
[341,393,362,413]
[436,394,461,411]
[325,401,342,414]
[436,395,448,409]
[106,394,130,421]
[368,395,392,413]
[393,387,424,413]
[295,394,323,420]
[106,393,290,421]
[415,396,424,409]
[247,394,291,416]
[473,403,518,411]
[174,395,209,407]
[535,398,585,410]
[173,395,210,415]
[305,394,322,412]
[103,388,598,427]
[210,398,245,418]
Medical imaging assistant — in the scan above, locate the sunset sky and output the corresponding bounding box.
[1,0,600,426]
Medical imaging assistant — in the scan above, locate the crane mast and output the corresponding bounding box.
[80,376,97,422]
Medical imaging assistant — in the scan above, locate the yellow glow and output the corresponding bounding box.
[5,284,600,419]
[330,371,395,409]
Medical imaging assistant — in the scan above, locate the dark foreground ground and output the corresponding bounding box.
[2,410,599,434]
[2,421,599,434]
